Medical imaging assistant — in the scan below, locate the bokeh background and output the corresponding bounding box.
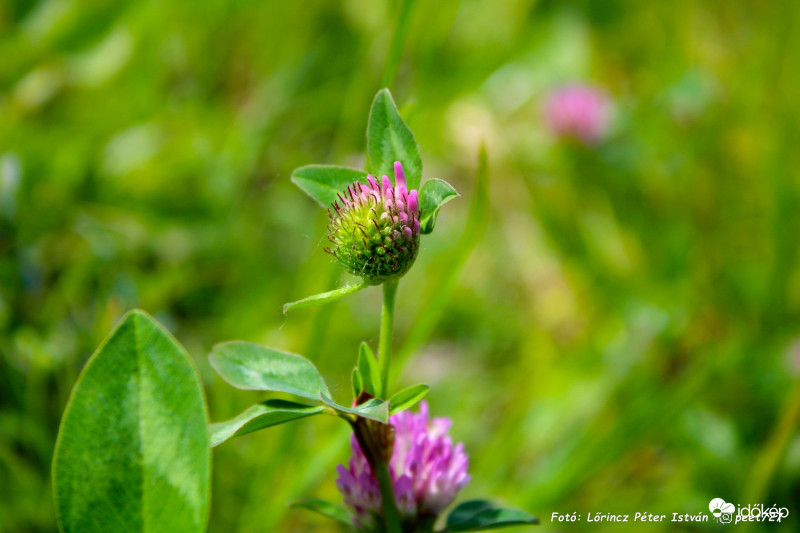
[2,0,800,531]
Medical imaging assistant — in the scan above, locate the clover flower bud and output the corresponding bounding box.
[336,402,470,531]
[326,162,421,284]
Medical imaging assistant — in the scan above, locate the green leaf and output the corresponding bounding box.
[357,342,381,397]
[366,88,422,190]
[209,341,329,401]
[320,393,389,424]
[444,500,539,531]
[292,498,354,528]
[388,384,430,414]
[209,399,325,447]
[419,178,459,234]
[283,282,368,315]
[291,165,369,208]
[53,310,210,533]
[351,367,363,398]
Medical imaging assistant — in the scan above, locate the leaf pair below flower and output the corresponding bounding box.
[208,341,391,447]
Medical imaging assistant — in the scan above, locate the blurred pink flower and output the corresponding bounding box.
[336,402,470,530]
[543,84,612,143]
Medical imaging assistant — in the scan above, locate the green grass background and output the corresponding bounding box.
[2,0,800,531]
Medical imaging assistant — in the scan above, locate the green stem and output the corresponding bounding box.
[378,281,398,397]
[375,463,403,533]
[381,0,418,89]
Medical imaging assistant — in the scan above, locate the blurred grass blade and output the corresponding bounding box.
[53,310,210,533]
[444,500,539,531]
[209,341,329,401]
[419,178,460,234]
[380,0,418,90]
[292,498,354,528]
[320,393,389,424]
[358,342,382,397]
[283,282,368,315]
[388,384,429,414]
[395,143,490,372]
[210,399,326,447]
[743,380,800,504]
[291,165,369,207]
[366,89,422,189]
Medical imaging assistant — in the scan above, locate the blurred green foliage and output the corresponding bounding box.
[2,0,800,531]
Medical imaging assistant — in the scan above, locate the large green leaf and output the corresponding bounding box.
[209,341,329,401]
[366,88,422,190]
[419,178,459,234]
[388,384,429,414]
[292,498,354,529]
[357,342,381,398]
[209,399,325,447]
[283,282,368,315]
[320,393,389,424]
[444,500,539,531]
[291,165,369,208]
[52,310,210,533]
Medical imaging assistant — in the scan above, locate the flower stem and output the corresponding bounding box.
[376,281,400,532]
[375,463,402,533]
[378,280,398,398]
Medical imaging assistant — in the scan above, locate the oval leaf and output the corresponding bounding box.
[283,282,367,315]
[292,498,354,528]
[388,384,430,414]
[366,88,422,190]
[419,178,459,234]
[209,399,325,447]
[209,341,329,401]
[320,393,389,424]
[53,310,210,533]
[445,500,539,531]
[291,165,369,208]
